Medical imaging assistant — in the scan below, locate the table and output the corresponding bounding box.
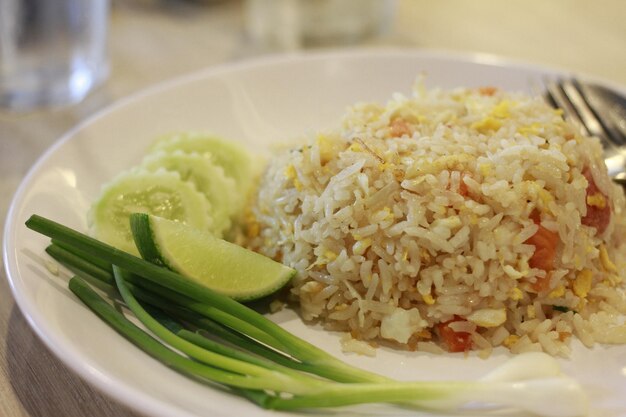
[1,0,625,416]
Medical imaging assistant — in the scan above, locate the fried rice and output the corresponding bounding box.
[246,83,626,357]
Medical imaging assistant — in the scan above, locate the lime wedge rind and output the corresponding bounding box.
[130,211,165,267]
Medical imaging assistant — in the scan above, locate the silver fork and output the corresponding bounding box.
[544,78,626,184]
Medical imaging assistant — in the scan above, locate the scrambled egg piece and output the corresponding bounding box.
[284,164,296,179]
[599,244,617,273]
[479,162,493,177]
[573,254,583,269]
[378,162,394,172]
[306,250,337,270]
[471,117,502,133]
[491,100,512,118]
[380,308,427,344]
[549,285,566,298]
[586,193,606,209]
[324,251,337,261]
[406,154,474,177]
[284,163,304,190]
[573,269,593,298]
[517,123,542,136]
[503,335,519,348]
[422,293,435,305]
[348,142,363,152]
[316,134,334,164]
[538,188,554,207]
[300,281,324,294]
[509,287,523,301]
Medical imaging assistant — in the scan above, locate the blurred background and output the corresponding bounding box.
[0,0,625,416]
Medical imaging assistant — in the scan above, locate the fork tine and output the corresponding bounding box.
[545,80,591,137]
[561,79,616,145]
[545,78,620,152]
[575,80,626,145]
[545,78,626,181]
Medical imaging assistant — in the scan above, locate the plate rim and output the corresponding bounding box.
[4,47,626,417]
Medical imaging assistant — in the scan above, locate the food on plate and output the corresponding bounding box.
[25,82,612,416]
[88,133,253,253]
[247,84,626,356]
[130,213,295,301]
[26,214,588,417]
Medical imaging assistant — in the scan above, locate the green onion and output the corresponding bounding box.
[113,265,327,394]
[68,276,269,396]
[46,243,115,287]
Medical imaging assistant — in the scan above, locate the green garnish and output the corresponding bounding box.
[26,214,589,416]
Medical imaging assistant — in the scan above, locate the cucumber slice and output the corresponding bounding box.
[149,132,254,193]
[130,213,295,301]
[140,150,239,236]
[89,170,212,255]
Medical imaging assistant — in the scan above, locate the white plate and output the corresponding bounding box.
[4,49,626,417]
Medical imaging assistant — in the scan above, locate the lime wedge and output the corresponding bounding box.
[130,213,295,301]
[89,170,212,255]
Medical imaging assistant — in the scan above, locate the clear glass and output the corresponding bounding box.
[0,0,109,111]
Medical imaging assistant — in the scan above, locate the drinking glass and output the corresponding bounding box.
[0,0,110,111]
[245,0,396,51]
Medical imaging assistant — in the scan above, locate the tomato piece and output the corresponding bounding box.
[524,209,559,271]
[389,118,411,137]
[529,208,541,224]
[526,225,559,271]
[581,168,610,234]
[478,86,498,96]
[526,209,559,291]
[437,317,472,352]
